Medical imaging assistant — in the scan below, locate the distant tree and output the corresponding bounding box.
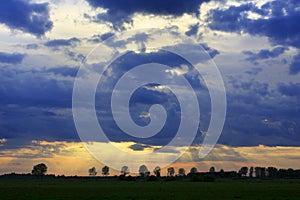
[255,167,266,178]
[249,167,254,178]
[167,167,175,177]
[220,169,225,178]
[121,166,130,176]
[139,165,150,177]
[209,166,215,173]
[287,168,295,177]
[239,167,248,176]
[190,167,198,174]
[267,167,278,178]
[278,168,290,178]
[102,166,109,176]
[32,163,47,176]
[178,168,186,176]
[153,166,161,178]
[88,167,97,176]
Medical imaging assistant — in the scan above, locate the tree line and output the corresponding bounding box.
[2,163,299,180]
[87,165,300,179]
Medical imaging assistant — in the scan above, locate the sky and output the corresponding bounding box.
[0,0,299,176]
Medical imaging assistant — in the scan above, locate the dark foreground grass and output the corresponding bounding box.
[0,178,300,200]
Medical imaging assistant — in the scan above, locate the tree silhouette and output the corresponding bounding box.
[249,167,254,178]
[139,165,150,177]
[153,166,161,178]
[178,168,186,176]
[88,167,97,176]
[220,169,225,178]
[190,167,198,174]
[121,166,130,176]
[167,167,175,177]
[239,166,248,176]
[255,167,266,178]
[102,166,109,176]
[32,163,47,176]
[267,167,278,178]
[209,166,215,173]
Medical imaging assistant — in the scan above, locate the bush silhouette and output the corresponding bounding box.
[118,174,126,181]
[203,174,215,182]
[165,176,176,181]
[147,175,158,181]
[126,175,135,181]
[190,175,202,182]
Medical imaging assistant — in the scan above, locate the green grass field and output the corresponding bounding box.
[0,178,300,200]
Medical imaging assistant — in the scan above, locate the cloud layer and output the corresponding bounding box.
[0,0,53,36]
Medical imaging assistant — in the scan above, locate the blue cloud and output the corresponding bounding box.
[201,43,220,58]
[278,82,300,97]
[26,44,39,50]
[129,143,152,151]
[45,38,80,48]
[289,53,300,75]
[0,0,53,36]
[219,78,300,146]
[0,105,79,146]
[86,0,209,29]
[244,47,288,62]
[88,32,115,43]
[46,66,79,77]
[208,1,300,48]
[245,67,263,75]
[0,67,73,108]
[0,52,25,64]
[0,66,78,147]
[185,23,199,36]
[93,50,209,146]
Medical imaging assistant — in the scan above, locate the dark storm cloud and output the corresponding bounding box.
[0,66,79,148]
[0,67,73,108]
[219,77,300,146]
[86,0,209,29]
[0,52,25,64]
[0,105,79,148]
[208,1,300,48]
[0,0,53,36]
[94,50,209,146]
[243,47,288,62]
[45,38,80,48]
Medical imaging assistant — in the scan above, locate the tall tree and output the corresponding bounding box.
[249,167,254,178]
[190,167,198,174]
[121,166,130,176]
[178,168,186,176]
[88,167,97,176]
[139,165,150,177]
[209,166,215,173]
[102,166,109,176]
[167,167,175,177]
[239,166,248,176]
[153,166,161,178]
[267,167,278,178]
[32,163,47,176]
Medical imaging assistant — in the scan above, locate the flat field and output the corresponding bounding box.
[0,178,299,199]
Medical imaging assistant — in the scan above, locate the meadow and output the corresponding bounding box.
[0,178,300,200]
